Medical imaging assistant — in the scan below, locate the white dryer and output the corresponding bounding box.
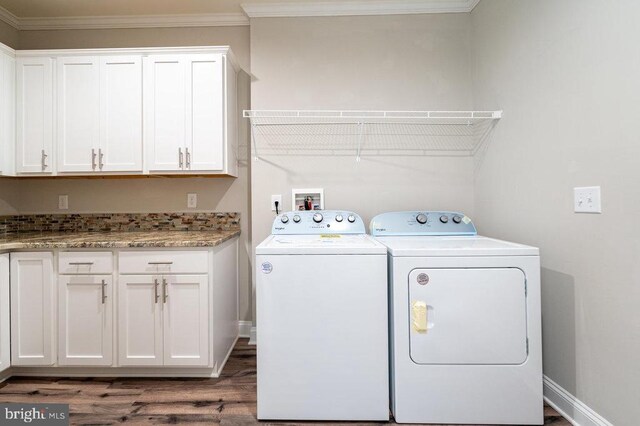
[371,211,543,425]
[256,210,389,421]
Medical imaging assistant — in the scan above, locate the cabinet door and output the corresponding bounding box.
[100,56,143,172]
[58,275,113,366]
[57,56,100,172]
[163,275,209,366]
[0,254,9,373]
[0,52,15,176]
[10,252,55,366]
[16,57,54,174]
[145,55,186,172]
[118,275,163,366]
[186,54,224,171]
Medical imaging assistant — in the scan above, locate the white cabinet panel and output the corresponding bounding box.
[100,56,143,172]
[163,275,209,366]
[0,52,15,176]
[58,275,113,366]
[57,56,100,172]
[10,252,55,366]
[118,275,163,366]
[0,254,9,373]
[187,55,224,171]
[16,57,54,174]
[145,56,186,172]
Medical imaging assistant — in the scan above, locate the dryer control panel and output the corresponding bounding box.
[369,211,477,236]
[272,210,366,235]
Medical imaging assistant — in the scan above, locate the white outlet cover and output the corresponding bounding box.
[574,186,601,213]
[271,194,282,211]
[58,195,69,210]
[187,193,197,209]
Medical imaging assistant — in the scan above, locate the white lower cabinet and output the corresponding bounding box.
[58,275,113,366]
[10,252,55,366]
[118,273,209,367]
[0,254,10,373]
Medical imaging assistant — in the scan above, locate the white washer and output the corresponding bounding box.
[256,210,389,421]
[371,211,543,425]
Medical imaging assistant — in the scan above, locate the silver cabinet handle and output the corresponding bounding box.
[185,148,191,169]
[178,148,184,168]
[98,148,104,170]
[41,149,48,170]
[148,261,173,265]
[154,278,159,303]
[68,262,94,265]
[91,148,97,170]
[162,278,168,303]
[101,279,107,304]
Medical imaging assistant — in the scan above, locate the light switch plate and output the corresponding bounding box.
[271,194,282,212]
[574,186,601,213]
[187,193,197,209]
[58,195,69,210]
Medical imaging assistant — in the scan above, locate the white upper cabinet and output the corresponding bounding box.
[16,57,54,174]
[100,56,143,172]
[0,254,9,373]
[0,49,15,176]
[57,55,143,173]
[145,52,235,174]
[57,56,100,172]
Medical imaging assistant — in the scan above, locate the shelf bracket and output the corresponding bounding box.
[250,121,259,160]
[356,122,364,162]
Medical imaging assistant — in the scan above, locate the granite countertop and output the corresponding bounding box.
[0,229,240,250]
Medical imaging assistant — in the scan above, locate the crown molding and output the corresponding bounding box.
[0,8,249,31]
[241,0,481,18]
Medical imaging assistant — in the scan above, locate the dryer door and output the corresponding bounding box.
[408,267,527,365]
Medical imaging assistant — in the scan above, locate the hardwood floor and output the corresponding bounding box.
[0,339,569,425]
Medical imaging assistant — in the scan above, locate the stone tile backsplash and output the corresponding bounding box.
[0,212,240,235]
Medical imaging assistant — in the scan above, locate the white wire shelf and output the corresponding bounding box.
[243,110,502,160]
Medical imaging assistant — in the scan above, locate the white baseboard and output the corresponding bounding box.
[238,320,252,338]
[543,376,613,426]
[249,327,256,345]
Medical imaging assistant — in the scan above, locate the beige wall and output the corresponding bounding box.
[472,1,639,424]
[0,25,253,322]
[250,14,474,321]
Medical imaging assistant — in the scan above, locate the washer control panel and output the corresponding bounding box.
[272,210,366,235]
[369,211,476,236]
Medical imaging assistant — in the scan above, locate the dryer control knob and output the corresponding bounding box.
[313,213,323,223]
[280,215,289,223]
[440,215,449,223]
[416,213,428,224]
[452,215,462,224]
[335,214,344,222]
[293,215,301,223]
[347,215,356,223]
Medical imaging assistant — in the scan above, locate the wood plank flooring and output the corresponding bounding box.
[0,339,570,425]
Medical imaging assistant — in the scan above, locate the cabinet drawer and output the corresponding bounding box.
[59,252,113,274]
[119,251,209,274]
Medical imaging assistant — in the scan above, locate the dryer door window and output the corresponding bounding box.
[408,267,527,365]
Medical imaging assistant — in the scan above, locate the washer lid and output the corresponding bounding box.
[256,234,387,255]
[376,235,539,256]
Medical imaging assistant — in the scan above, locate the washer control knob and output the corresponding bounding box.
[313,213,323,223]
[440,215,449,223]
[347,214,356,223]
[416,213,428,224]
[281,215,289,223]
[293,215,301,223]
[452,215,462,224]
[335,214,344,222]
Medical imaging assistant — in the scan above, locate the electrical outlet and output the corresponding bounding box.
[187,193,198,209]
[58,195,69,210]
[574,186,601,213]
[271,194,282,212]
